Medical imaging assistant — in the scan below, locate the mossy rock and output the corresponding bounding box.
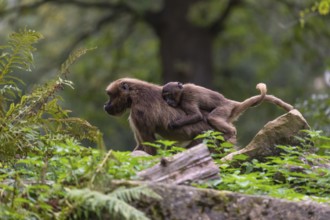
[131,183,330,220]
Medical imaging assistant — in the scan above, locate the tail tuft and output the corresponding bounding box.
[256,83,267,95]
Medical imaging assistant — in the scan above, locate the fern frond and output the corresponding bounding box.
[67,188,150,220]
[0,28,43,80]
[0,28,41,116]
[0,29,103,161]
[0,84,21,99]
[110,185,162,202]
[49,117,105,148]
[59,47,96,77]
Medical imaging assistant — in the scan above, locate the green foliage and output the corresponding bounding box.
[0,29,104,161]
[66,186,161,220]
[211,130,330,203]
[0,28,43,79]
[195,130,235,158]
[0,28,42,115]
[188,0,225,27]
[0,0,6,12]
[296,94,330,135]
[144,140,185,158]
[300,0,330,26]
[0,138,162,219]
[318,0,330,15]
[0,140,98,219]
[106,151,156,180]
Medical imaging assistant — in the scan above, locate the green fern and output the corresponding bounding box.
[0,28,43,80]
[0,29,104,161]
[66,186,161,220]
[0,28,42,116]
[60,47,96,77]
[111,185,162,201]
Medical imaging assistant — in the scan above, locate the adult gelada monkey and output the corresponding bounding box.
[104,78,213,155]
[162,82,294,141]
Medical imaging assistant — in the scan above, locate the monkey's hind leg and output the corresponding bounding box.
[207,113,237,142]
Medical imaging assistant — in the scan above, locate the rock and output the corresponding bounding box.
[131,150,151,157]
[221,109,310,163]
[130,183,330,220]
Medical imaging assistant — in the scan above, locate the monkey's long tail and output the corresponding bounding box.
[230,83,267,121]
[264,95,294,111]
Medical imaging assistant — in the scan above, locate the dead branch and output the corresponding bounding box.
[137,144,220,184]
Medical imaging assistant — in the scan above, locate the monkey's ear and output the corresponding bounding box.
[177,82,183,89]
[121,82,130,91]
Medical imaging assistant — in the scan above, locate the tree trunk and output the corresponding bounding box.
[146,0,214,86]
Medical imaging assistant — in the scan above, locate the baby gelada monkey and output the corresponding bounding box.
[162,82,293,142]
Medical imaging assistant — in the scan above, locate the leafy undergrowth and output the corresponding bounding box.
[194,130,330,204]
[1,29,330,219]
[147,130,330,204]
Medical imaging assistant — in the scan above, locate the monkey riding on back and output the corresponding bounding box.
[162,81,294,143]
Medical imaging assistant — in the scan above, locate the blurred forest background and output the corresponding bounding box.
[0,0,329,151]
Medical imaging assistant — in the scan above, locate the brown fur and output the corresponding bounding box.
[162,82,293,141]
[104,78,213,155]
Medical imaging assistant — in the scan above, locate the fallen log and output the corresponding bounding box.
[137,143,220,184]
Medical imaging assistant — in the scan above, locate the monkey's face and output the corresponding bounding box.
[162,92,177,107]
[104,80,132,116]
[162,82,183,107]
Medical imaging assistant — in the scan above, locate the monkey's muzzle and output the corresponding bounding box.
[104,101,127,116]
